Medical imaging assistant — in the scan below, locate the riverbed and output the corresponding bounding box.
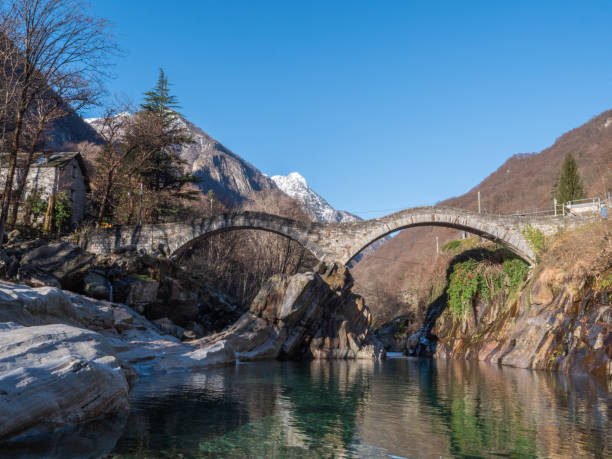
[4,357,610,458]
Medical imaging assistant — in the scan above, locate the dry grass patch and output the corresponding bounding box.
[540,220,612,282]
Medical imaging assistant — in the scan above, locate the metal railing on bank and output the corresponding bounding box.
[502,194,610,218]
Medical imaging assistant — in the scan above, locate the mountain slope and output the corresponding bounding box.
[85,115,278,206]
[443,109,612,213]
[44,110,102,150]
[177,118,278,204]
[270,172,359,223]
[352,108,612,324]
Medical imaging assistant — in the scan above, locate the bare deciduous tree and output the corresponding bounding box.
[89,105,197,225]
[8,93,67,225]
[0,0,116,242]
[179,191,319,306]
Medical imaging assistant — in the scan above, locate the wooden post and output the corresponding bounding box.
[42,194,55,233]
[436,236,439,254]
[478,191,481,214]
[554,198,557,216]
[138,182,143,225]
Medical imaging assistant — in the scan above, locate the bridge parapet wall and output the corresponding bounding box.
[79,207,591,266]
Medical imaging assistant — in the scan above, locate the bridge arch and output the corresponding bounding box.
[80,207,559,266]
[320,207,536,265]
[168,213,323,260]
[81,211,328,261]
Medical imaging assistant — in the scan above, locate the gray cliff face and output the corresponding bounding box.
[85,115,278,206]
[177,118,278,204]
[45,111,103,150]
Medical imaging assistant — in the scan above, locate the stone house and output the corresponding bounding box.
[0,152,89,225]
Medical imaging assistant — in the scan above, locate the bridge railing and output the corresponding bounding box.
[503,194,610,218]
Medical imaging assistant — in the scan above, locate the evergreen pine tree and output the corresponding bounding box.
[553,153,585,204]
[141,68,180,116]
[137,68,199,221]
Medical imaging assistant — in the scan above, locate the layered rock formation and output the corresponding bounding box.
[0,324,129,440]
[412,267,611,378]
[0,281,253,441]
[199,262,384,361]
[405,223,612,378]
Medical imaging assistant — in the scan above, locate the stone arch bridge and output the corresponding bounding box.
[80,207,579,265]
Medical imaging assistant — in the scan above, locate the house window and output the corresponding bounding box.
[72,165,77,178]
[70,188,75,201]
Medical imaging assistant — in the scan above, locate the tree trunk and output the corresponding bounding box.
[0,105,26,243]
[0,156,17,241]
[8,149,35,227]
[9,122,45,227]
[42,193,55,233]
[96,169,115,224]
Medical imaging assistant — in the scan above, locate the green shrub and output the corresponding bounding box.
[522,224,546,262]
[447,260,480,318]
[441,240,461,253]
[25,188,47,222]
[54,191,72,231]
[503,259,529,292]
[447,258,530,319]
[596,271,612,291]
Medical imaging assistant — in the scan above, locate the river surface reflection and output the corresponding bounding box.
[4,357,611,458]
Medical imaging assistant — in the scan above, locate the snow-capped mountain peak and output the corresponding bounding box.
[286,171,307,185]
[270,172,359,223]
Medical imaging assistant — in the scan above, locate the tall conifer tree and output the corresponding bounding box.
[137,68,198,221]
[553,153,585,204]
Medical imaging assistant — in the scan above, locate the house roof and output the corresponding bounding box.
[31,152,81,168]
[0,151,82,168]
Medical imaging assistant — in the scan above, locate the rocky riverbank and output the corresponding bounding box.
[403,222,612,379]
[0,236,244,338]
[0,246,382,441]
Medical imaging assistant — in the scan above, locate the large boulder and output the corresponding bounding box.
[0,282,77,326]
[113,275,159,307]
[83,272,111,300]
[0,281,240,378]
[0,324,130,440]
[153,317,185,339]
[19,242,94,291]
[196,262,385,362]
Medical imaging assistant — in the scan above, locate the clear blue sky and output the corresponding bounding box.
[88,0,612,218]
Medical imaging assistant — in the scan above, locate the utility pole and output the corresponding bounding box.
[478,191,481,214]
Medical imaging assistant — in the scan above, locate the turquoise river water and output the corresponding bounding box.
[3,356,611,458]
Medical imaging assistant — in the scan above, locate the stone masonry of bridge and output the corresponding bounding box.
[79,207,588,266]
